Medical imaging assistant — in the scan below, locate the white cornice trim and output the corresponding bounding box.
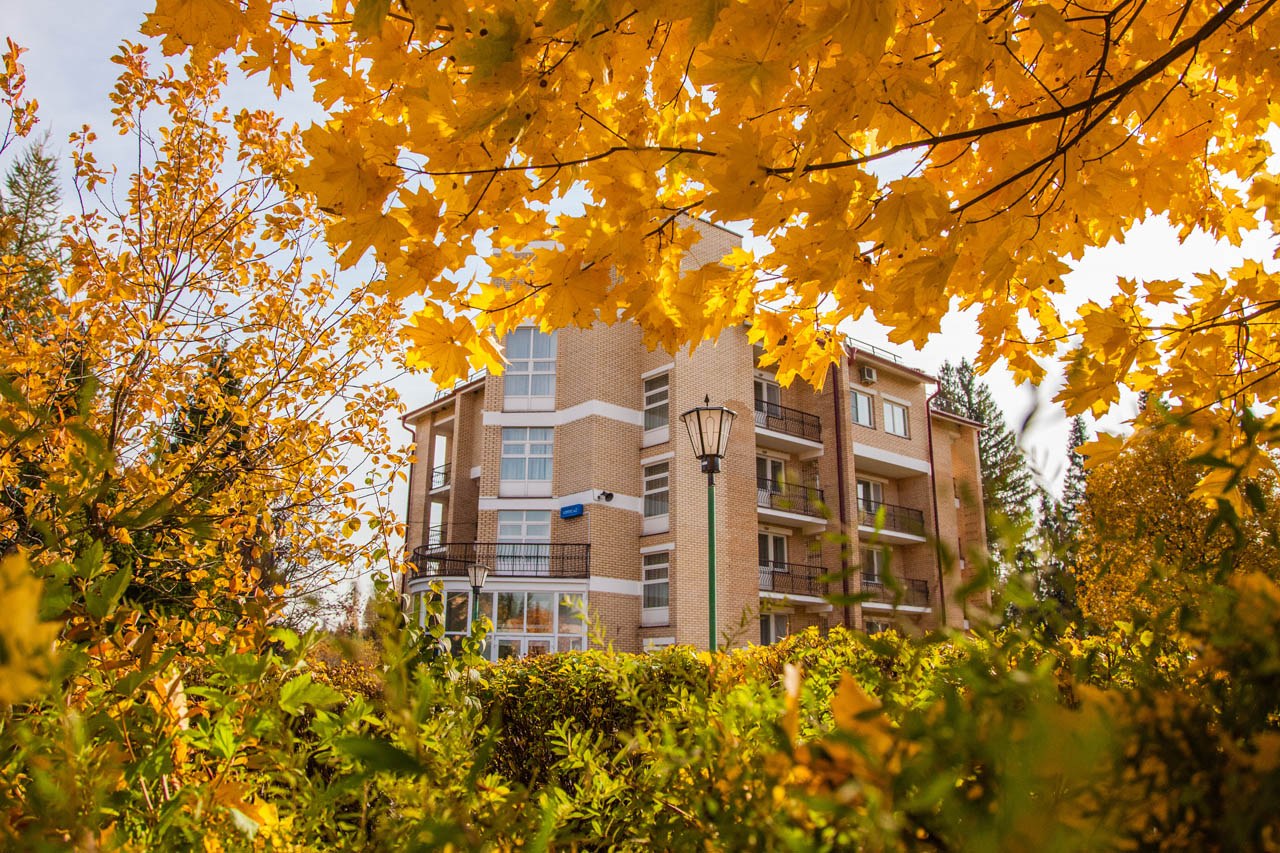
[483,400,643,428]
[640,450,674,466]
[641,363,674,379]
[852,443,932,475]
[478,490,644,514]
[639,542,675,554]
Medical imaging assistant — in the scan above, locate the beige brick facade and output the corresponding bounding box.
[400,225,989,658]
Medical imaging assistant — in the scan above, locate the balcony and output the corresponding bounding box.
[861,575,931,610]
[754,399,823,458]
[759,560,827,599]
[430,463,451,490]
[757,478,827,529]
[410,542,590,580]
[857,499,927,543]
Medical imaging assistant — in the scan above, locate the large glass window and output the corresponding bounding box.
[856,478,885,511]
[861,546,885,583]
[643,374,670,431]
[503,327,556,410]
[497,510,551,575]
[443,589,587,660]
[884,401,909,437]
[851,390,875,428]
[642,462,670,535]
[760,613,790,645]
[499,427,553,496]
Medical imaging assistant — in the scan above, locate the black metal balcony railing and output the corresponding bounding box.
[861,575,930,608]
[759,560,827,597]
[411,542,590,580]
[430,463,451,489]
[757,478,826,518]
[754,399,822,441]
[856,499,925,536]
[422,523,448,548]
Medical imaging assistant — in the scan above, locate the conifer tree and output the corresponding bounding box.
[0,136,60,334]
[935,360,1036,561]
[1036,416,1089,622]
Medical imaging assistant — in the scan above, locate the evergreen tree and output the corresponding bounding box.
[934,359,1036,561]
[1035,416,1089,622]
[0,136,61,334]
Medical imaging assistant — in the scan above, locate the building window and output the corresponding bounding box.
[499,427,553,497]
[496,509,552,574]
[884,400,909,437]
[503,327,556,411]
[856,478,884,511]
[642,462,670,535]
[642,552,670,626]
[861,546,885,584]
[851,390,875,428]
[760,613,790,645]
[865,619,891,635]
[643,636,676,652]
[444,589,586,659]
[758,532,787,570]
[644,374,669,430]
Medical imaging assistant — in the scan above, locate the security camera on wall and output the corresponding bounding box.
[596,490,614,502]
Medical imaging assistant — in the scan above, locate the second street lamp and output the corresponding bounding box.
[680,395,736,652]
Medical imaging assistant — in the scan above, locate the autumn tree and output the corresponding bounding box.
[139,0,1280,500]
[1073,421,1280,627]
[935,359,1035,561]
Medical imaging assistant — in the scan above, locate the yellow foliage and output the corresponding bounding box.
[0,554,60,707]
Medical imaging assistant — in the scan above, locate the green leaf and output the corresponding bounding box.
[279,673,344,715]
[335,736,425,776]
[353,0,391,39]
[86,564,132,620]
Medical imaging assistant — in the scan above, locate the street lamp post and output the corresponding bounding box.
[466,563,490,630]
[680,395,737,652]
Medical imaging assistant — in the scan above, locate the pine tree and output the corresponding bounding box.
[1036,416,1089,622]
[934,360,1036,560]
[0,136,61,334]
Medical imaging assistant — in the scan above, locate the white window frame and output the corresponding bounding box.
[759,612,791,645]
[444,589,587,660]
[496,509,551,574]
[861,546,885,584]
[499,427,553,497]
[642,462,670,535]
[865,618,891,636]
[641,552,670,626]
[643,373,670,446]
[883,400,910,437]
[503,327,557,411]
[856,478,885,512]
[851,389,875,428]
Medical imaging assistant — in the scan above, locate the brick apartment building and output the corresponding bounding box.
[401,226,989,658]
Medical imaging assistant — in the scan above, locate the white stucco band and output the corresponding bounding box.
[483,400,644,428]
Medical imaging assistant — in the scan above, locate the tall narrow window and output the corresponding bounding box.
[641,552,670,626]
[643,373,670,446]
[856,478,884,510]
[860,546,885,583]
[642,462,670,535]
[503,327,557,411]
[757,532,787,570]
[883,400,909,437]
[851,390,875,428]
[499,427,553,497]
[756,456,784,492]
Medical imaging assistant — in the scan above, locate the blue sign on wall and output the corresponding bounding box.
[560,503,584,519]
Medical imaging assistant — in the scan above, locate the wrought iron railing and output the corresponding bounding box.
[421,523,447,548]
[856,499,925,535]
[756,478,826,518]
[430,463,451,489]
[410,542,590,580]
[861,576,930,608]
[758,560,827,597]
[754,399,821,441]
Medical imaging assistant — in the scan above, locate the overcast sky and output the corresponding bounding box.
[8,2,1277,499]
